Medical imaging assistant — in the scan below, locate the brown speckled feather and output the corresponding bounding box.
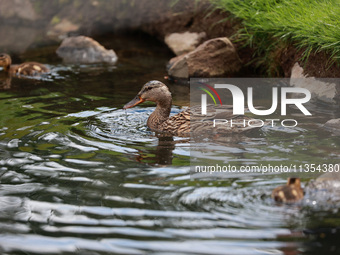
[272,178,304,203]
[11,62,49,76]
[156,108,191,136]
[151,106,259,137]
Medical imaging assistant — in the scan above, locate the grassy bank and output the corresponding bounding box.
[210,0,340,75]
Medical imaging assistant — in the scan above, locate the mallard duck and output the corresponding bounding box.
[271,177,304,203]
[123,80,260,137]
[0,53,49,76]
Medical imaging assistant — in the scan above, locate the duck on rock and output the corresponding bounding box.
[0,53,49,76]
[123,80,260,137]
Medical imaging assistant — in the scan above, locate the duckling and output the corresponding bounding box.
[0,53,49,76]
[123,80,261,137]
[272,177,304,203]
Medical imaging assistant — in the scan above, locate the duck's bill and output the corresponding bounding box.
[123,96,145,109]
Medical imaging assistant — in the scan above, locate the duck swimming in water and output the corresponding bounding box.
[272,172,340,204]
[271,177,304,203]
[0,53,49,76]
[124,80,190,136]
[123,80,260,137]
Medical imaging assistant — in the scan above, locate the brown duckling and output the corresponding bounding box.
[0,53,49,76]
[272,177,304,203]
[123,80,260,137]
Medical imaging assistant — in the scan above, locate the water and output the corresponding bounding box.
[0,33,339,255]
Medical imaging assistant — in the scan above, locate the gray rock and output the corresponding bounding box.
[315,172,340,182]
[56,36,118,64]
[165,31,206,56]
[290,62,340,104]
[168,37,241,78]
[323,118,340,136]
[306,172,340,205]
[167,54,189,78]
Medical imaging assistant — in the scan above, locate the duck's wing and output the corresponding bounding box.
[155,105,261,137]
[157,108,191,137]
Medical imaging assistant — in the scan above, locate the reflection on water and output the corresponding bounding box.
[0,33,339,255]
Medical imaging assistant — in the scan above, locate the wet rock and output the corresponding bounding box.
[167,54,189,78]
[306,172,340,205]
[168,37,241,78]
[165,31,206,56]
[290,62,339,104]
[323,118,340,136]
[315,171,340,182]
[56,36,118,64]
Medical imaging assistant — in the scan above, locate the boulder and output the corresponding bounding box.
[306,171,340,206]
[323,118,340,136]
[167,37,241,78]
[166,54,189,78]
[165,31,206,56]
[56,36,118,64]
[290,62,340,104]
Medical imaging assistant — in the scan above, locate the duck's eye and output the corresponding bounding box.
[0,54,4,58]
[144,86,153,92]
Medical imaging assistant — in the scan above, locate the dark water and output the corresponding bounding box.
[0,33,339,255]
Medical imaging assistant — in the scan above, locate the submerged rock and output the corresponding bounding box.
[165,31,206,56]
[290,62,340,104]
[167,37,241,79]
[56,36,118,64]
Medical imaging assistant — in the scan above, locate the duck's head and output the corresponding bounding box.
[0,54,11,70]
[123,80,171,109]
[287,177,301,187]
[272,177,304,203]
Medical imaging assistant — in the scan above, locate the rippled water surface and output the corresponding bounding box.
[0,34,340,255]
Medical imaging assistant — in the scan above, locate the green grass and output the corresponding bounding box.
[210,0,340,75]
